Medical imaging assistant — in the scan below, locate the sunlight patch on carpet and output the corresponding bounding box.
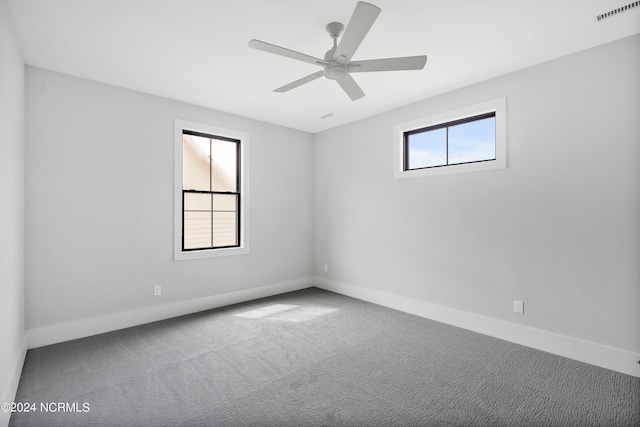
[234,304,337,322]
[234,304,299,319]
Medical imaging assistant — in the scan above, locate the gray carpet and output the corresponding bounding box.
[10,288,640,426]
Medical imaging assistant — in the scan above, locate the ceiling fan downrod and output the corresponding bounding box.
[324,22,347,80]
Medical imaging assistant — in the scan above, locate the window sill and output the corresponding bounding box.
[174,245,250,261]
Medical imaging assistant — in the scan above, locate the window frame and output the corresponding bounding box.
[393,98,506,179]
[174,119,250,261]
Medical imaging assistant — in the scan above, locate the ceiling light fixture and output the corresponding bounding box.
[324,64,348,80]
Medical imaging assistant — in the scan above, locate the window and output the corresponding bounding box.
[394,98,506,178]
[174,120,249,260]
[404,112,496,170]
[182,131,239,250]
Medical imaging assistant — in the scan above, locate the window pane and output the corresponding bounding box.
[407,128,447,169]
[184,191,212,210]
[184,192,212,249]
[213,194,238,247]
[211,138,237,192]
[448,117,495,165]
[183,135,210,191]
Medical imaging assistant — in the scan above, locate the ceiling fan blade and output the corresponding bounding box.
[350,55,427,73]
[334,2,381,62]
[336,74,365,101]
[248,39,327,67]
[274,71,325,93]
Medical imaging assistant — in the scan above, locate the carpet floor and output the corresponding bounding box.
[10,288,640,426]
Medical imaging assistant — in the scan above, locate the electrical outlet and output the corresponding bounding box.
[514,300,524,314]
[154,285,162,296]
[323,264,328,273]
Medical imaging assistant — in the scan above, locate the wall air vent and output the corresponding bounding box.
[596,1,639,21]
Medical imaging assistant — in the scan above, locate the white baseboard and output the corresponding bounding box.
[315,277,640,378]
[0,334,27,427]
[27,277,314,349]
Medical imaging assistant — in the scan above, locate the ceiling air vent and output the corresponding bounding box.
[596,1,639,21]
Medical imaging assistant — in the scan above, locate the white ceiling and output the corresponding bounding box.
[8,0,640,133]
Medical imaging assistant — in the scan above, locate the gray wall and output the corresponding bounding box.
[0,0,25,417]
[25,67,315,329]
[314,34,640,354]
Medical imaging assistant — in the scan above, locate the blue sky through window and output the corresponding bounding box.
[448,117,495,164]
[408,128,446,169]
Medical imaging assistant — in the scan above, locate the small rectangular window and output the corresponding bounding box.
[393,98,506,178]
[404,112,496,171]
[174,119,250,261]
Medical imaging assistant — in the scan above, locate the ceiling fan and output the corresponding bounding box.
[248,1,427,101]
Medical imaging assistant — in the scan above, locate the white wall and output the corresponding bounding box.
[315,35,640,371]
[25,67,315,336]
[0,0,25,424]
